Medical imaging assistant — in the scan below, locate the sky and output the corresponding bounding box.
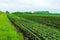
[0,0,60,13]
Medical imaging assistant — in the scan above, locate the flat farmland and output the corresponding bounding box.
[8,13,60,40]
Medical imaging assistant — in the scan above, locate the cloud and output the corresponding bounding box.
[0,0,60,13]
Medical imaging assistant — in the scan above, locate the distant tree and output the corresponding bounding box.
[6,11,9,14]
[12,12,32,14]
[24,12,32,14]
[34,11,49,14]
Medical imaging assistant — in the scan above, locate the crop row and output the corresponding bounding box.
[17,15,60,30]
[8,15,60,40]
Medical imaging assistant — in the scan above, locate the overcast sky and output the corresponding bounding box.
[0,0,60,13]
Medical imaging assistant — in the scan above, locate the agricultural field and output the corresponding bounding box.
[0,11,60,40]
[13,13,60,30]
[8,12,60,40]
